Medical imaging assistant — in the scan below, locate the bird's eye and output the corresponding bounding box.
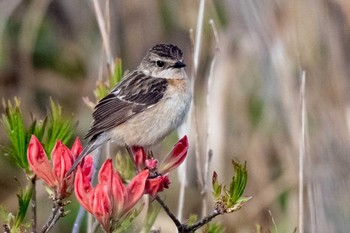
[156,61,165,67]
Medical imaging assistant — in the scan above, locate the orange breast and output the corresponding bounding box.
[168,79,187,91]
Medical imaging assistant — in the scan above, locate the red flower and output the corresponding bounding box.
[131,136,189,196]
[145,175,170,197]
[74,159,148,232]
[27,135,92,198]
[158,135,188,174]
[132,146,147,172]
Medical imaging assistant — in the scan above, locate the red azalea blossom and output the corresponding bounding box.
[27,135,92,198]
[146,175,171,197]
[132,135,188,196]
[158,135,188,174]
[132,146,147,171]
[74,159,149,232]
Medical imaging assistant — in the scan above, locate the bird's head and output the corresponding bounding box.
[139,44,186,79]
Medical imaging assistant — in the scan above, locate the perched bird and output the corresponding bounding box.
[67,44,192,175]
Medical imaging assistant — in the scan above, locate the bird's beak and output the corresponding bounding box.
[173,61,186,68]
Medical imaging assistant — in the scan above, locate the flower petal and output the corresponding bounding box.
[132,146,146,171]
[81,155,93,181]
[158,135,188,174]
[124,170,149,213]
[27,135,56,187]
[51,141,74,197]
[111,172,127,219]
[98,159,113,187]
[145,175,170,197]
[92,184,112,232]
[74,167,93,212]
[71,137,83,160]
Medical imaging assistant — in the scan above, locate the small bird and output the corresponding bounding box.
[68,44,192,175]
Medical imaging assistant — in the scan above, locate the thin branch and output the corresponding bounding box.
[189,51,204,192]
[193,0,206,74]
[192,110,204,188]
[175,28,194,222]
[41,205,59,233]
[40,197,64,233]
[176,159,186,221]
[71,207,86,233]
[191,0,207,194]
[299,70,306,233]
[192,0,207,186]
[45,206,64,233]
[156,195,222,233]
[31,176,37,233]
[202,19,219,217]
[87,213,93,233]
[92,0,114,74]
[90,220,100,233]
[185,211,221,232]
[155,196,182,229]
[190,16,205,198]
[87,148,102,233]
[201,149,213,217]
[268,210,278,233]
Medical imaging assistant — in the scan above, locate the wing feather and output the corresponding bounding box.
[84,71,168,139]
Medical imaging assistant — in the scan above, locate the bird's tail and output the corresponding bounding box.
[66,134,109,177]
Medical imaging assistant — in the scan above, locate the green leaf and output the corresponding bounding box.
[213,160,250,213]
[1,98,29,170]
[0,205,14,225]
[93,79,108,102]
[212,171,222,199]
[43,99,75,156]
[111,58,123,88]
[1,97,76,169]
[229,160,248,205]
[14,184,32,228]
[0,181,32,232]
[94,58,123,101]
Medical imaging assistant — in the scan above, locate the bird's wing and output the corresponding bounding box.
[84,71,168,139]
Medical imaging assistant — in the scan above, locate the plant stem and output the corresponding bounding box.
[201,149,213,218]
[155,196,182,230]
[31,176,37,233]
[176,159,186,221]
[90,221,100,233]
[185,211,221,232]
[41,197,65,233]
[71,207,85,233]
[193,0,206,74]
[88,148,102,233]
[156,195,222,233]
[299,70,306,233]
[92,0,114,74]
[41,204,59,233]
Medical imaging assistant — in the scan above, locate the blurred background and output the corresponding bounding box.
[1,0,350,232]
